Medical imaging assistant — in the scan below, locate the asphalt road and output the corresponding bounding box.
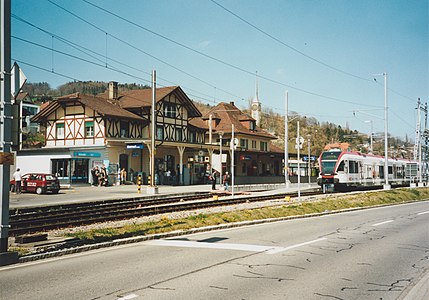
[1,200,428,300]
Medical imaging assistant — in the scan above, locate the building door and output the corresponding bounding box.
[119,154,129,175]
[71,158,89,183]
[52,159,70,184]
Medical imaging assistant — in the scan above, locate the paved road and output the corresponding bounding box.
[1,200,428,299]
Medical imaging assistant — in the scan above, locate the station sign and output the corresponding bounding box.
[239,155,252,161]
[73,152,101,157]
[126,143,144,149]
[302,155,317,162]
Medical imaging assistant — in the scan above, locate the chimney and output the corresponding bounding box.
[230,101,234,106]
[108,81,118,100]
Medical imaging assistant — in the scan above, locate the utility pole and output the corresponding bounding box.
[284,90,289,188]
[307,134,311,186]
[0,0,18,266]
[218,132,223,190]
[148,70,158,194]
[231,124,235,198]
[296,121,302,200]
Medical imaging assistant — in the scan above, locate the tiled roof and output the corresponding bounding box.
[32,93,145,122]
[203,102,276,139]
[188,117,208,129]
[99,86,202,118]
[269,143,284,153]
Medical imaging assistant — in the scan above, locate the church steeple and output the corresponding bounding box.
[251,71,262,127]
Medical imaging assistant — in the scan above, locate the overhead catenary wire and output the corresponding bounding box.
[76,0,381,108]
[12,14,225,104]
[45,1,245,103]
[210,0,372,83]
[13,1,417,138]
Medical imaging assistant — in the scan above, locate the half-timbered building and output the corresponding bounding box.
[19,82,288,186]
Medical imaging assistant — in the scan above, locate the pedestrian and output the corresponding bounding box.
[91,166,100,186]
[13,168,22,194]
[120,168,127,185]
[99,165,108,186]
[223,171,230,191]
[210,169,217,190]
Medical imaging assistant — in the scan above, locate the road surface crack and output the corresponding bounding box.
[314,292,344,299]
[233,274,294,282]
[367,279,411,292]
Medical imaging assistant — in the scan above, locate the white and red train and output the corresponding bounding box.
[317,148,418,191]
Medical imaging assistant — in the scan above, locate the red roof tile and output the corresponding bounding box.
[203,102,276,139]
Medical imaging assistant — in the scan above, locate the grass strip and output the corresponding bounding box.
[66,188,429,243]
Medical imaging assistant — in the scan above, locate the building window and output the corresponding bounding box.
[56,123,64,139]
[120,121,129,138]
[260,141,268,151]
[250,121,256,131]
[85,121,94,137]
[252,140,257,149]
[189,131,196,143]
[164,103,177,118]
[175,128,183,141]
[240,138,248,149]
[156,126,164,140]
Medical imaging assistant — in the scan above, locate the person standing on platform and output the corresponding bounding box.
[120,168,127,185]
[223,171,230,191]
[91,166,100,186]
[13,168,23,194]
[210,169,217,190]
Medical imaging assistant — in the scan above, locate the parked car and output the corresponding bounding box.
[10,173,60,194]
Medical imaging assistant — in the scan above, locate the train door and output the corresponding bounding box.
[359,161,364,183]
[379,165,384,179]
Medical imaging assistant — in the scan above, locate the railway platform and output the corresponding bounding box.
[9,182,320,209]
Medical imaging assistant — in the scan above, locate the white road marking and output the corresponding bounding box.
[147,240,283,253]
[118,293,138,300]
[147,238,327,255]
[417,211,429,215]
[266,238,327,254]
[372,220,394,226]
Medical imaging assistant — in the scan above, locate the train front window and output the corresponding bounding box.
[321,161,336,174]
[320,151,342,174]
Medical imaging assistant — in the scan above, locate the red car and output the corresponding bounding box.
[10,173,60,195]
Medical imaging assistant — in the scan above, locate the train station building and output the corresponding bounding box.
[15,82,289,186]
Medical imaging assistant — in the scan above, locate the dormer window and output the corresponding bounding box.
[249,120,256,131]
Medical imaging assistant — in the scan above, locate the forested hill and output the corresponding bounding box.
[23,81,149,102]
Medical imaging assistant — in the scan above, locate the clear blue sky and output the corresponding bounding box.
[11,0,428,141]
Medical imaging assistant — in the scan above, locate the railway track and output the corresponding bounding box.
[9,190,322,236]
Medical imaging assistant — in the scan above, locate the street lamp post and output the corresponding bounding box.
[373,72,390,189]
[285,91,290,188]
[218,131,223,190]
[383,73,390,189]
[297,121,301,200]
[307,134,311,186]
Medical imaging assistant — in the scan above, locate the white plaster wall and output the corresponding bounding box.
[14,153,69,178]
